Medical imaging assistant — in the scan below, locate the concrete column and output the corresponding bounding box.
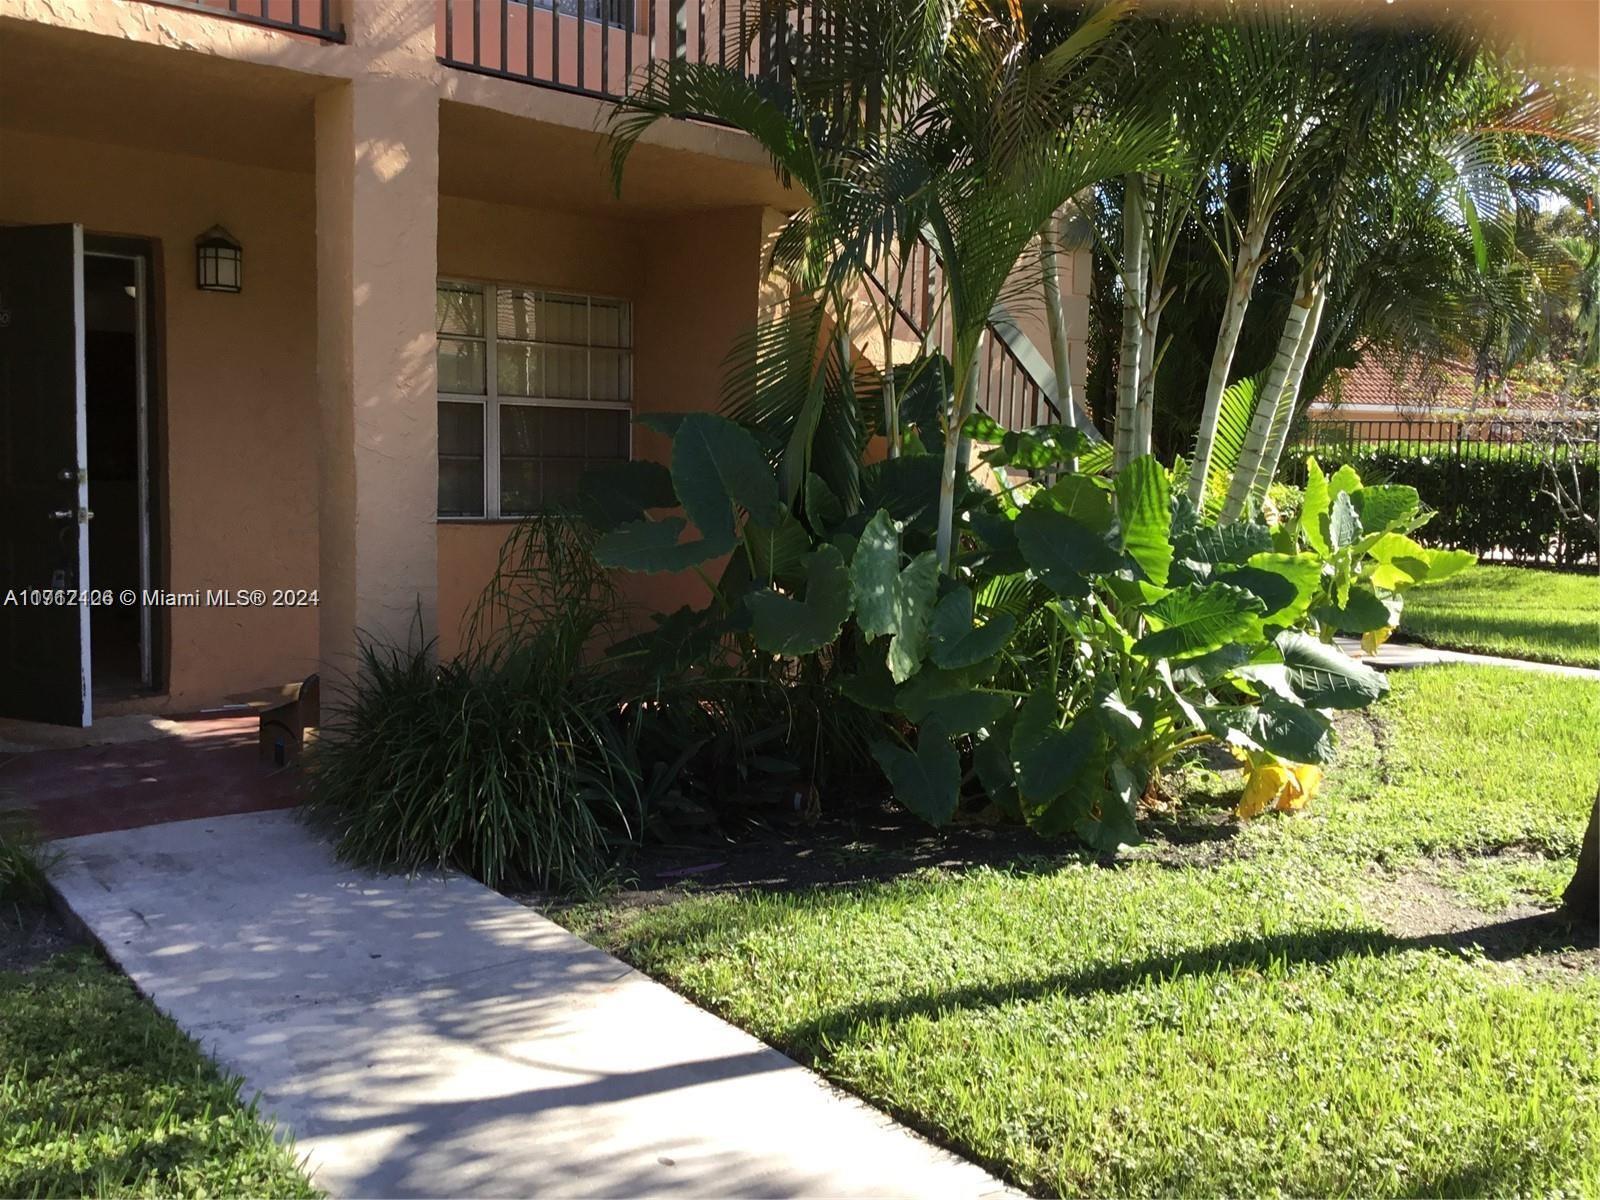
[314,75,440,674]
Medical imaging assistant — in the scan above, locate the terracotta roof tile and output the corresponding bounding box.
[1311,355,1575,418]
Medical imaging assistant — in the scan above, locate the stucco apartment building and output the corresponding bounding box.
[0,0,1088,727]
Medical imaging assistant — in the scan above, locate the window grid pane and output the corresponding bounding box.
[439,282,631,518]
[499,405,631,515]
[437,400,485,517]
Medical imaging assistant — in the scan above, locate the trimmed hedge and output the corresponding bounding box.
[1282,448,1598,566]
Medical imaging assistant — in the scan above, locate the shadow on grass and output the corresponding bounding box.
[777,911,1595,1053]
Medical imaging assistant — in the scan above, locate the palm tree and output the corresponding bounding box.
[607,0,1170,570]
[1232,56,1600,510]
[1185,5,1347,505]
[1218,23,1479,517]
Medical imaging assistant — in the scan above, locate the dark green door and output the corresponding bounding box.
[0,224,91,726]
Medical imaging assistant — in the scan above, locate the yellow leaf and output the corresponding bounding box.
[1237,762,1292,819]
[1291,762,1323,799]
[1273,774,1306,812]
[1360,625,1395,656]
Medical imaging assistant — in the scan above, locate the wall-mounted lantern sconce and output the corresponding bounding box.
[196,225,242,293]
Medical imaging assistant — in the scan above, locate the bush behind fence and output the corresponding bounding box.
[1287,419,1599,567]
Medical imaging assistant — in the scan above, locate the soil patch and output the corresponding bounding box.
[0,905,79,973]
[1362,866,1599,983]
[606,802,1092,896]
[521,784,1249,921]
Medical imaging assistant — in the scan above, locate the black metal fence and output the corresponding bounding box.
[1286,418,1600,568]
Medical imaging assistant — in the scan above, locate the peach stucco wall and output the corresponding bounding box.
[0,0,1085,718]
[0,126,322,710]
[433,197,774,660]
[434,192,650,660]
[313,72,443,678]
[0,114,774,702]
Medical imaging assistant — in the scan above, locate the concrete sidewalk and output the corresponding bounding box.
[51,811,1010,1199]
[1335,636,1600,680]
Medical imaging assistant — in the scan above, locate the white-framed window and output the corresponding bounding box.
[436,279,632,519]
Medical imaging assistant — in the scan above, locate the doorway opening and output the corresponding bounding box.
[83,246,159,700]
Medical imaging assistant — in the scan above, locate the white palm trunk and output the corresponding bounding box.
[1187,223,1269,506]
[1114,174,1148,471]
[1252,283,1329,498]
[1132,283,1161,459]
[1222,274,1321,521]
[1039,213,1078,429]
[936,328,986,571]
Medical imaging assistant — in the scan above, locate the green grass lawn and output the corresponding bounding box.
[565,665,1600,1198]
[1399,564,1600,667]
[0,943,317,1198]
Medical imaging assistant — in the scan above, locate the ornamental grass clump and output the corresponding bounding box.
[304,515,640,892]
[0,814,58,908]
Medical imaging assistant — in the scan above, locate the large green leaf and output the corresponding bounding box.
[895,658,1003,719]
[1010,703,1136,850]
[746,544,852,656]
[871,723,960,826]
[1174,520,1274,566]
[850,510,940,683]
[1114,456,1174,586]
[578,460,677,530]
[972,728,1022,820]
[896,560,940,681]
[1228,551,1321,625]
[1011,695,1105,830]
[912,689,1014,735]
[595,517,724,573]
[1418,548,1476,583]
[1132,583,1266,662]
[802,472,845,533]
[1276,631,1389,709]
[1328,491,1362,552]
[928,586,1017,669]
[1328,463,1363,499]
[1354,484,1421,534]
[1204,695,1333,763]
[1299,457,1330,554]
[1219,566,1300,626]
[1037,474,1116,533]
[980,424,1096,471]
[672,413,785,540]
[1365,534,1473,591]
[1074,760,1143,853]
[746,514,814,586]
[1311,585,1395,634]
[836,653,899,712]
[1016,504,1121,598]
[859,455,946,531]
[1368,532,1430,562]
[1254,693,1334,762]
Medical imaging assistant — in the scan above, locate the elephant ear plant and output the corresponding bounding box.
[1285,456,1476,652]
[583,409,1448,852]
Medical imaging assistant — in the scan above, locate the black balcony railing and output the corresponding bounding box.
[437,0,803,102]
[149,0,344,40]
